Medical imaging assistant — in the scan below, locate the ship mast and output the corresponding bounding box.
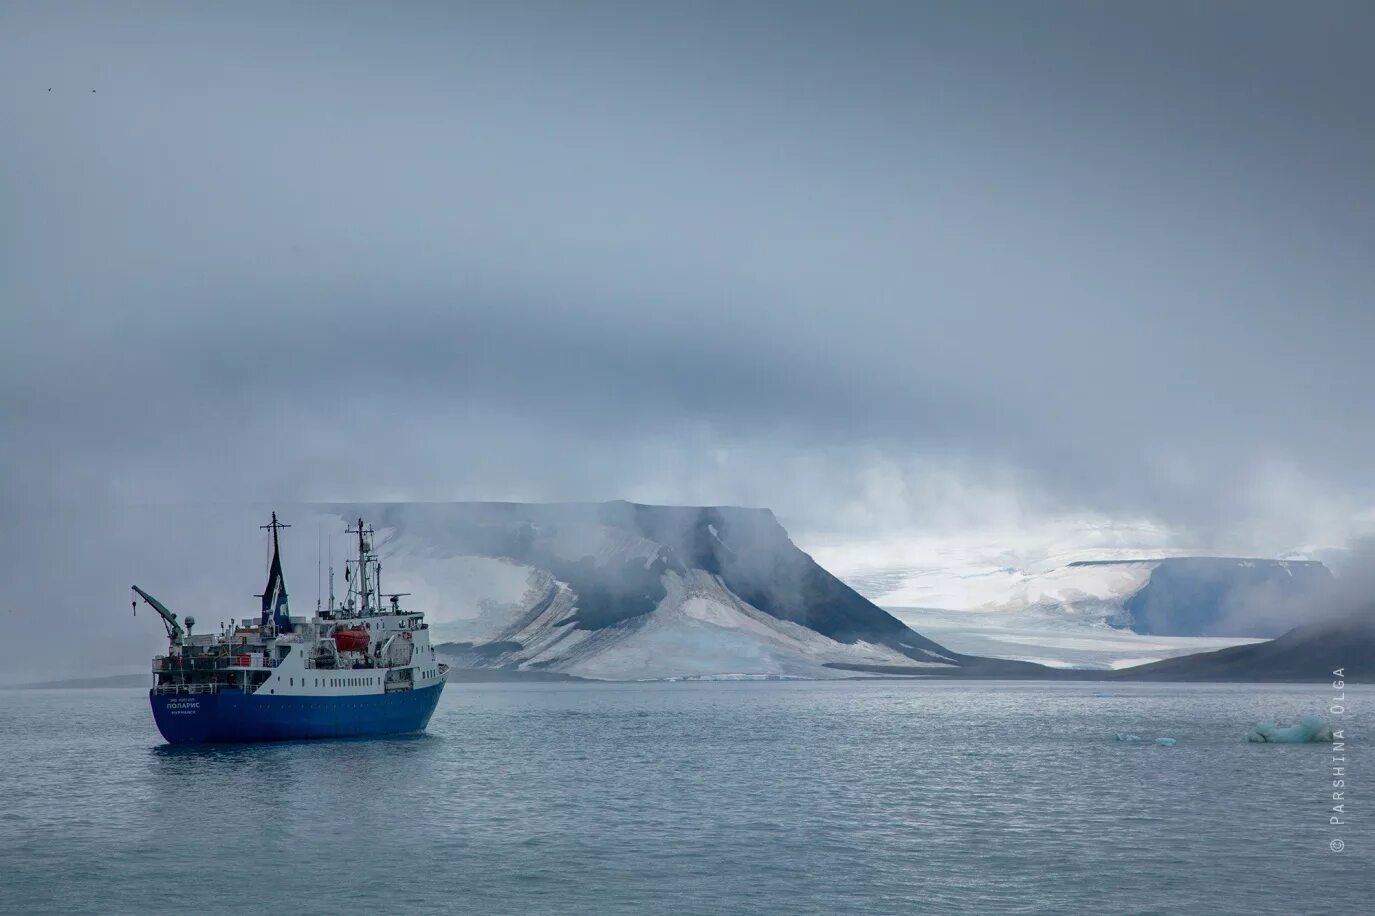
[261,511,290,553]
[259,512,291,635]
[346,518,376,614]
[327,534,335,613]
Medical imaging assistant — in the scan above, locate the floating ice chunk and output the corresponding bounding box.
[1115,733,1141,742]
[1154,737,1177,747]
[1246,716,1333,743]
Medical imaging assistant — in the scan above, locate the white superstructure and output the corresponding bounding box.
[143,515,449,698]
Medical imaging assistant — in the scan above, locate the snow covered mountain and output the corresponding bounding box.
[323,502,962,680]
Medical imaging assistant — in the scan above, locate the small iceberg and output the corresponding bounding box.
[1154,737,1177,747]
[1246,716,1333,744]
[1115,733,1142,743]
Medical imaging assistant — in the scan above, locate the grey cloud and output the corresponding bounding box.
[2,1,1373,555]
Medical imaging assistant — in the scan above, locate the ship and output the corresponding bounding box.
[135,513,447,743]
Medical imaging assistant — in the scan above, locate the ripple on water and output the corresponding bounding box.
[0,681,1369,915]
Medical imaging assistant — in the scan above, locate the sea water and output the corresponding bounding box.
[0,680,1369,915]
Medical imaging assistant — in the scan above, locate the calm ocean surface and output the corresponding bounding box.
[0,680,1369,915]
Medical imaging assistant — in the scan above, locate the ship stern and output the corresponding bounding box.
[149,690,228,744]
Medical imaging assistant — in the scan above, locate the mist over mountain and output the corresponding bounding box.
[1068,557,1335,636]
[327,501,965,680]
[4,499,1361,685]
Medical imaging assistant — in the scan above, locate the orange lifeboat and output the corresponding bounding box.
[333,627,369,652]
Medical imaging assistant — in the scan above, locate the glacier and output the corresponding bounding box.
[881,606,1265,671]
[828,538,1333,656]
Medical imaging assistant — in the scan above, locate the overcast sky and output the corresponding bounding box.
[3,0,1373,613]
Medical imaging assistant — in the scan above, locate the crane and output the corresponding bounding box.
[131,585,186,641]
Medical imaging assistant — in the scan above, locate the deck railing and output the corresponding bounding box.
[152,682,220,695]
[154,655,284,672]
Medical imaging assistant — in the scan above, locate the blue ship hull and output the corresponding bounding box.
[149,682,444,744]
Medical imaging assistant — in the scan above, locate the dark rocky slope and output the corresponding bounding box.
[1107,606,1373,683]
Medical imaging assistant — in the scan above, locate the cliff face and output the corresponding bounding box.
[325,501,957,680]
[1067,558,1335,637]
